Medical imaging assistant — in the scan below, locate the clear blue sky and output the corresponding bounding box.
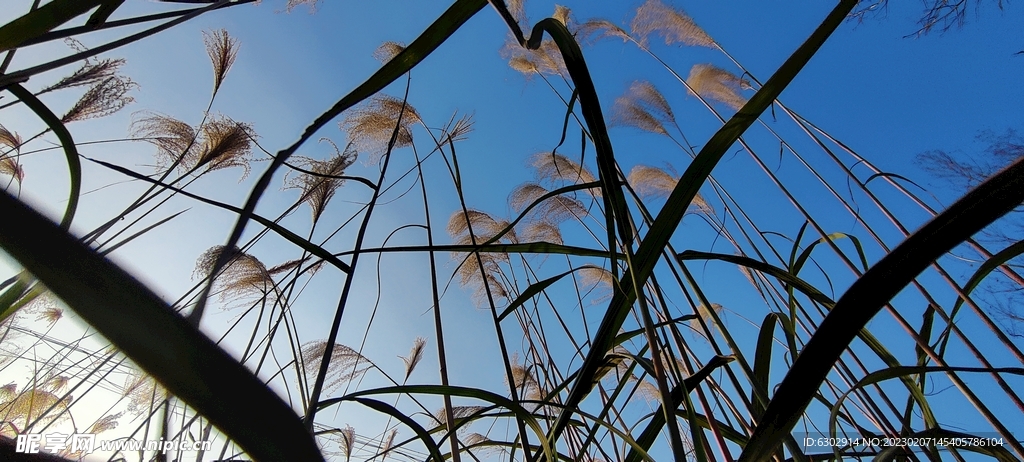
[1,1,1022,460]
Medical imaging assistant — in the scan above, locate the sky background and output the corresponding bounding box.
[1,0,1023,460]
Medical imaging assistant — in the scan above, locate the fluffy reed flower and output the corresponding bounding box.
[341,95,421,163]
[577,18,631,44]
[627,165,712,213]
[194,246,274,304]
[339,425,356,461]
[0,155,24,186]
[285,139,358,223]
[204,29,239,93]
[612,80,675,136]
[122,371,167,416]
[692,302,724,333]
[434,405,485,431]
[530,152,600,196]
[509,182,588,223]
[518,220,563,245]
[131,112,198,172]
[0,124,21,151]
[0,386,71,432]
[399,337,426,382]
[61,75,137,123]
[193,115,256,178]
[503,38,568,77]
[87,412,121,434]
[631,0,714,48]
[552,5,572,28]
[509,359,541,400]
[381,428,397,460]
[686,64,752,110]
[300,340,371,393]
[447,210,513,305]
[42,57,126,94]
[373,41,405,62]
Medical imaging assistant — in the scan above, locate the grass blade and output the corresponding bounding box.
[739,157,1024,461]
[0,189,325,462]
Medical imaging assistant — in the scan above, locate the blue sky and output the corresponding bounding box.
[2,1,1023,460]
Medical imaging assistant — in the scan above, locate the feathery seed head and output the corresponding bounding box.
[300,340,371,393]
[195,246,274,304]
[687,64,751,110]
[0,155,24,185]
[87,413,121,434]
[435,406,486,431]
[519,220,563,245]
[631,0,714,48]
[399,337,426,382]
[577,19,631,44]
[339,425,356,461]
[373,41,406,62]
[44,57,126,94]
[61,75,137,123]
[131,112,198,172]
[285,138,357,223]
[553,5,572,28]
[0,387,71,429]
[194,115,256,178]
[204,29,239,93]
[530,152,601,197]
[341,95,420,163]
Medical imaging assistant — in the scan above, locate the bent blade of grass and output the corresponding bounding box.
[320,384,555,462]
[623,355,735,462]
[739,157,1024,461]
[0,0,105,52]
[7,84,80,230]
[546,0,858,447]
[350,397,445,462]
[0,190,325,462]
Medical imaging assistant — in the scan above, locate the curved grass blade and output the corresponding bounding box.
[677,250,834,307]
[0,189,325,462]
[320,384,555,462]
[545,0,859,447]
[828,365,1024,445]
[7,83,80,230]
[0,0,104,52]
[739,157,1024,461]
[84,156,352,273]
[623,355,735,462]
[350,397,445,462]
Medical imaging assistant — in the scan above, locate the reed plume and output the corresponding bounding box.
[399,337,426,382]
[194,246,274,304]
[86,412,121,434]
[373,41,406,62]
[61,75,137,123]
[0,124,21,152]
[131,112,198,172]
[627,165,712,213]
[447,210,513,305]
[0,155,23,186]
[630,0,714,48]
[503,38,568,77]
[509,182,588,223]
[339,424,356,461]
[122,371,166,417]
[434,405,485,431]
[0,385,71,433]
[530,152,600,196]
[686,64,751,110]
[518,220,563,245]
[285,138,358,223]
[204,29,239,93]
[553,5,572,28]
[611,80,675,136]
[43,57,126,94]
[193,115,256,178]
[300,340,371,393]
[341,95,421,163]
[577,18,631,44]
[381,428,397,460]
